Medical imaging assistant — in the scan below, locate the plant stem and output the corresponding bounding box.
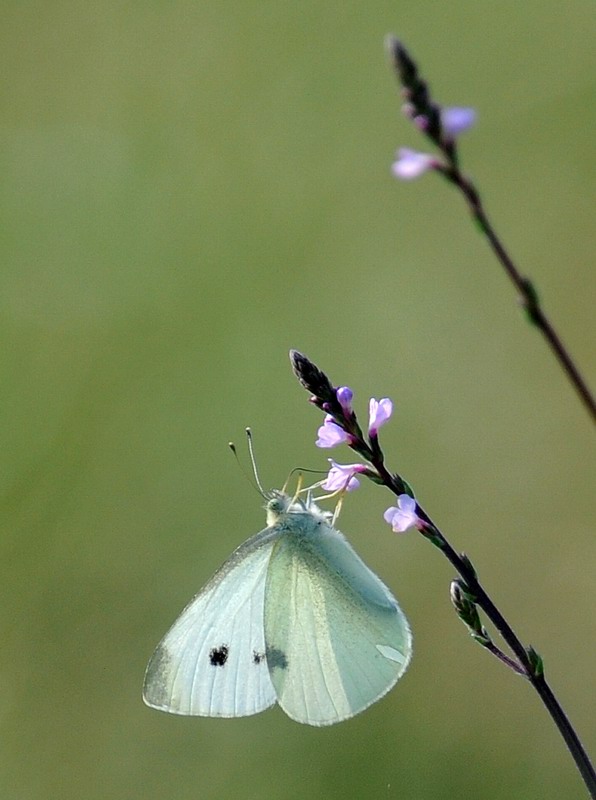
[290,348,596,796]
[386,35,595,424]
[423,505,596,797]
[386,452,596,795]
[445,168,596,423]
[481,641,526,676]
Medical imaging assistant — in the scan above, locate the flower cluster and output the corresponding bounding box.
[314,384,420,533]
[391,108,476,181]
[386,36,475,181]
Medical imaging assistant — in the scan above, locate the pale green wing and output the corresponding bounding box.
[264,520,412,726]
[143,527,280,718]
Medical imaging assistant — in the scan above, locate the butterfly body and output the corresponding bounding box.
[143,491,412,726]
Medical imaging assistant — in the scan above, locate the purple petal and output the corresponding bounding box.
[383,506,399,525]
[384,494,419,533]
[391,148,436,181]
[441,107,476,137]
[368,397,393,437]
[336,386,353,414]
[315,415,349,449]
[322,460,366,492]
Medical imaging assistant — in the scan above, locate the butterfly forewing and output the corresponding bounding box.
[143,528,280,718]
[264,517,412,726]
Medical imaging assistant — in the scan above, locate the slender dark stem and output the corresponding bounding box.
[430,510,596,796]
[482,641,526,676]
[534,676,596,797]
[291,351,596,797]
[386,37,595,423]
[372,456,596,797]
[446,168,596,423]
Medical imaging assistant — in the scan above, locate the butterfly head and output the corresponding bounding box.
[264,489,332,527]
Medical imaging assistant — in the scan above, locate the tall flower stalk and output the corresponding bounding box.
[290,349,596,799]
[386,36,595,424]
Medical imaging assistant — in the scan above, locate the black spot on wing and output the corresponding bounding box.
[266,646,288,670]
[209,645,229,666]
[252,650,266,664]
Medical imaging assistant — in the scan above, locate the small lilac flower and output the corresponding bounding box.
[316,415,349,448]
[322,460,367,492]
[412,114,429,132]
[441,107,476,138]
[384,495,420,533]
[336,386,353,415]
[391,148,438,181]
[368,398,393,437]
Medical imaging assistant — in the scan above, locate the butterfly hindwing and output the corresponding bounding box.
[264,514,412,726]
[143,527,280,718]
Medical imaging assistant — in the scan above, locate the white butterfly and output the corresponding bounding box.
[143,490,412,726]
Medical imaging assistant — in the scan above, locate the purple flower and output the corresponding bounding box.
[336,386,353,415]
[412,114,429,132]
[441,107,476,138]
[391,148,438,181]
[368,397,393,437]
[322,460,367,492]
[402,104,429,132]
[316,415,349,448]
[384,495,420,533]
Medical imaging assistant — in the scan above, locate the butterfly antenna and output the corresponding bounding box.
[245,428,267,496]
[228,438,261,495]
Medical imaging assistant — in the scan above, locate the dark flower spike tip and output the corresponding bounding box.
[385,35,443,146]
[289,350,339,412]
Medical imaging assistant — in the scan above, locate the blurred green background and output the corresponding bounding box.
[1,2,594,798]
